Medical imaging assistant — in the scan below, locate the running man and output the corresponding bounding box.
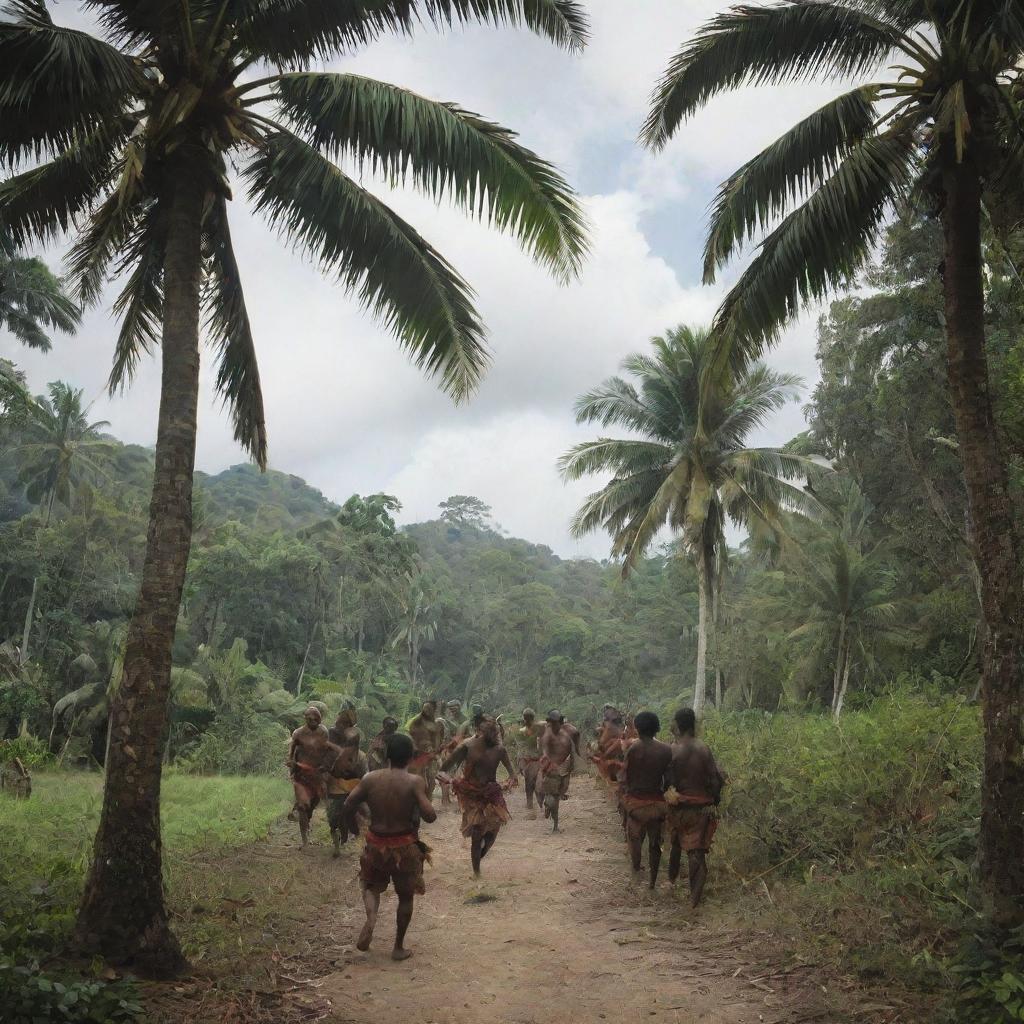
[666,707,725,906]
[516,708,545,815]
[342,733,436,961]
[367,716,399,772]
[620,711,673,888]
[287,706,334,847]
[407,699,445,800]
[440,716,517,875]
[539,710,574,833]
[325,728,367,857]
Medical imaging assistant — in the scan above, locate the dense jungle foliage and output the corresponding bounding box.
[2,212,1022,770]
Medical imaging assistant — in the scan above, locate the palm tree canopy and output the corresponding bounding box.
[11,380,111,511]
[0,228,80,350]
[641,0,1023,365]
[0,0,590,468]
[559,323,825,573]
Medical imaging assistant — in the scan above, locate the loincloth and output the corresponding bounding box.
[359,830,431,895]
[666,794,718,851]
[453,778,511,838]
[291,762,325,808]
[326,775,360,797]
[621,792,668,839]
[326,778,363,835]
[518,755,541,785]
[540,756,572,799]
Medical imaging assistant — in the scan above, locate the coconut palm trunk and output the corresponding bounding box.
[940,155,1024,928]
[693,547,711,718]
[74,174,205,975]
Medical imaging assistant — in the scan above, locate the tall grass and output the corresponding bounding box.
[0,772,289,953]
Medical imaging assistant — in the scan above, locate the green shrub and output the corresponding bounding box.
[0,735,53,769]
[0,957,143,1024]
[948,927,1024,1023]
[178,709,289,775]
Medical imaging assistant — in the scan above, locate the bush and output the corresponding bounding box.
[0,956,143,1024]
[178,709,289,775]
[0,735,52,769]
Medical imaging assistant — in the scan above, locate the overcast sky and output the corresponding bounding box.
[4,1,844,558]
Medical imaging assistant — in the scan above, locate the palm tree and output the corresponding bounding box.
[0,228,79,351]
[0,0,588,972]
[642,0,1024,927]
[392,570,438,688]
[779,483,900,719]
[11,381,110,665]
[559,324,821,716]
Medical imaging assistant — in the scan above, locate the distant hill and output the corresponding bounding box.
[197,463,337,532]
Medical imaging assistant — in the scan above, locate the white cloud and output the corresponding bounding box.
[2,0,824,558]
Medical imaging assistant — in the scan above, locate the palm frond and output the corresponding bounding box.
[0,115,135,249]
[703,85,881,282]
[107,204,165,392]
[641,1,900,149]
[572,376,665,435]
[202,195,268,469]
[0,7,142,166]
[712,127,919,365]
[243,130,487,400]
[557,438,673,480]
[275,73,587,280]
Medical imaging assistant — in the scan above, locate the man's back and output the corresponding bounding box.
[360,769,432,835]
[624,737,672,795]
[668,736,723,801]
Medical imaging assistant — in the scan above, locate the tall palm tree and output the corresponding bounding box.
[0,0,588,972]
[0,228,79,351]
[641,0,1024,927]
[559,324,821,716]
[11,381,110,665]
[779,483,900,719]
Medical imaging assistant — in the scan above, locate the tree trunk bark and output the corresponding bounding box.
[74,172,205,976]
[831,617,847,717]
[833,637,851,722]
[941,155,1024,929]
[20,575,38,666]
[693,551,709,719]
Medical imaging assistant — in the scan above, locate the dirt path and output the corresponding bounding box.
[280,778,836,1024]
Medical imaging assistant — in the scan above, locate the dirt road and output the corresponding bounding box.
[300,778,833,1024]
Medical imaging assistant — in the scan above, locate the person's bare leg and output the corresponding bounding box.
[688,850,708,907]
[471,836,484,875]
[357,888,380,950]
[525,775,535,812]
[668,837,682,884]
[550,796,560,833]
[647,821,663,889]
[480,831,498,860]
[298,807,310,847]
[392,894,415,961]
[331,828,341,858]
[628,824,643,873]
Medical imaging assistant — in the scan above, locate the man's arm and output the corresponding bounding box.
[707,750,725,804]
[414,775,437,823]
[287,731,299,773]
[499,745,519,787]
[441,739,469,774]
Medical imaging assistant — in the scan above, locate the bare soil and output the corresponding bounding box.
[148,776,917,1024]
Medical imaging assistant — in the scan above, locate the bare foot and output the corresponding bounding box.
[356,921,374,951]
[391,947,413,961]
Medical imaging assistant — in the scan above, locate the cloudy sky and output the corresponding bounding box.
[4,1,844,558]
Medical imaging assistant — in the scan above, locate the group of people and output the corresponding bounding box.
[283,697,721,961]
[591,705,724,906]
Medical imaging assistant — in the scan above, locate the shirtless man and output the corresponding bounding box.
[325,729,367,857]
[516,708,545,815]
[592,708,626,785]
[440,717,517,875]
[436,699,463,808]
[407,699,445,800]
[539,710,574,833]
[287,706,335,847]
[621,711,673,888]
[666,707,725,906]
[343,733,436,961]
[367,716,399,771]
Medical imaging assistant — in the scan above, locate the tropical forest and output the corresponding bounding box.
[1,1,1022,1023]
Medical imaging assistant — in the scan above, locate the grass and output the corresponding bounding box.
[0,771,290,955]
